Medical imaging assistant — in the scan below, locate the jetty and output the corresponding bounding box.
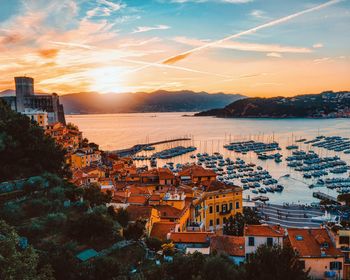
[312,191,339,205]
[111,138,191,157]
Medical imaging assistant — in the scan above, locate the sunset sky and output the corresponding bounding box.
[0,0,349,97]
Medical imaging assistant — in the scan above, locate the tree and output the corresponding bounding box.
[146,237,163,251]
[124,219,146,240]
[83,183,112,206]
[0,99,67,181]
[224,207,260,236]
[111,207,129,227]
[201,254,241,280]
[161,242,175,256]
[0,220,54,280]
[68,212,116,246]
[244,244,310,280]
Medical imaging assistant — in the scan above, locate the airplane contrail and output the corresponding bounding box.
[130,0,342,73]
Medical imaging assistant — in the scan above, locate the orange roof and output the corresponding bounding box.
[178,165,216,178]
[127,205,155,221]
[150,222,176,241]
[287,228,342,258]
[170,232,214,243]
[149,194,161,201]
[210,236,245,257]
[127,195,149,205]
[156,205,182,219]
[158,168,175,180]
[201,180,242,193]
[244,225,284,237]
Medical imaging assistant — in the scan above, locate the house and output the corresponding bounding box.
[178,165,217,183]
[244,224,284,256]
[192,181,243,232]
[156,204,190,232]
[287,228,344,280]
[150,222,177,241]
[126,205,160,236]
[210,235,245,265]
[168,232,214,254]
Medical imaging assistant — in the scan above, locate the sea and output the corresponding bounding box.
[66,113,350,205]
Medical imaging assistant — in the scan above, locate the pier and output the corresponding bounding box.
[312,191,339,205]
[111,138,191,157]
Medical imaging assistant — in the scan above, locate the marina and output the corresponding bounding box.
[67,113,350,204]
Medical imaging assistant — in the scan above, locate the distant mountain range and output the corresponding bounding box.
[0,89,244,114]
[195,91,350,118]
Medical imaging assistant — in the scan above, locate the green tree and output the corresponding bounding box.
[0,220,54,280]
[0,99,67,181]
[124,219,146,240]
[244,244,310,280]
[83,183,112,206]
[111,207,129,227]
[146,237,163,251]
[224,207,260,236]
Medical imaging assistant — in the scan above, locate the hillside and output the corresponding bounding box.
[58,90,244,114]
[195,91,350,118]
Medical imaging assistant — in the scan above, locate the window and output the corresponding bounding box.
[267,237,273,247]
[236,201,240,209]
[222,204,227,212]
[299,260,305,270]
[209,196,212,200]
[209,220,213,226]
[209,206,213,214]
[330,261,342,270]
[229,202,233,210]
[322,242,329,248]
[216,205,220,213]
[248,237,255,246]
[295,235,303,241]
[216,218,220,225]
[339,236,350,245]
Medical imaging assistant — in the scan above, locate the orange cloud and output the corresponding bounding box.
[162,53,192,65]
[38,49,60,59]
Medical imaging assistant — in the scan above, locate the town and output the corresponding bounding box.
[1,77,350,279]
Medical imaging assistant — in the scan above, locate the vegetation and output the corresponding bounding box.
[0,99,67,181]
[224,207,260,236]
[196,91,350,118]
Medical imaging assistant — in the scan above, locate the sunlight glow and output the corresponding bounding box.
[87,67,126,93]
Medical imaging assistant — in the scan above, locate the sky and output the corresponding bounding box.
[0,0,349,97]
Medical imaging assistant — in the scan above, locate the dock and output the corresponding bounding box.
[111,138,191,157]
[312,191,339,205]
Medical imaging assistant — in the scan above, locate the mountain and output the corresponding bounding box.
[0,89,15,97]
[57,90,245,114]
[195,91,350,118]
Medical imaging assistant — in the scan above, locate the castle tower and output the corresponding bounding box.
[15,76,34,112]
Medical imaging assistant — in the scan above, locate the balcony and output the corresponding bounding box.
[219,209,232,215]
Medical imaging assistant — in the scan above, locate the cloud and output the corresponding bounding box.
[313,43,324,48]
[266,52,282,58]
[38,49,60,59]
[132,25,170,33]
[250,10,268,19]
[173,36,312,53]
[86,0,125,18]
[169,0,252,3]
[313,57,331,63]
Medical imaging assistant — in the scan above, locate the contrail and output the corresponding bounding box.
[131,0,341,73]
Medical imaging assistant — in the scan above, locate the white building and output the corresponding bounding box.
[244,224,285,256]
[23,109,48,127]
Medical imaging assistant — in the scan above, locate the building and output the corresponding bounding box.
[244,224,284,256]
[328,227,350,278]
[287,228,344,279]
[168,232,214,254]
[23,109,48,127]
[192,181,243,232]
[210,235,245,265]
[0,76,65,124]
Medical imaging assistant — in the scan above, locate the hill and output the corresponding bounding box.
[58,90,244,114]
[195,91,350,118]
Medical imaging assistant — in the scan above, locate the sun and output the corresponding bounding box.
[87,66,126,93]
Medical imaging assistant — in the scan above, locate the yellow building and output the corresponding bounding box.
[192,181,242,232]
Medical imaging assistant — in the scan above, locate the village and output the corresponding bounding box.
[41,121,350,280]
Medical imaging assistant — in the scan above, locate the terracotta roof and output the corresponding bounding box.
[201,180,242,193]
[170,232,214,243]
[156,205,182,219]
[127,195,149,205]
[149,194,161,201]
[150,222,176,241]
[158,168,175,180]
[210,236,245,257]
[287,228,342,258]
[244,225,284,237]
[127,205,155,221]
[178,165,216,178]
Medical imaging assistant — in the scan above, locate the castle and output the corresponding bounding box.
[0,77,66,125]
